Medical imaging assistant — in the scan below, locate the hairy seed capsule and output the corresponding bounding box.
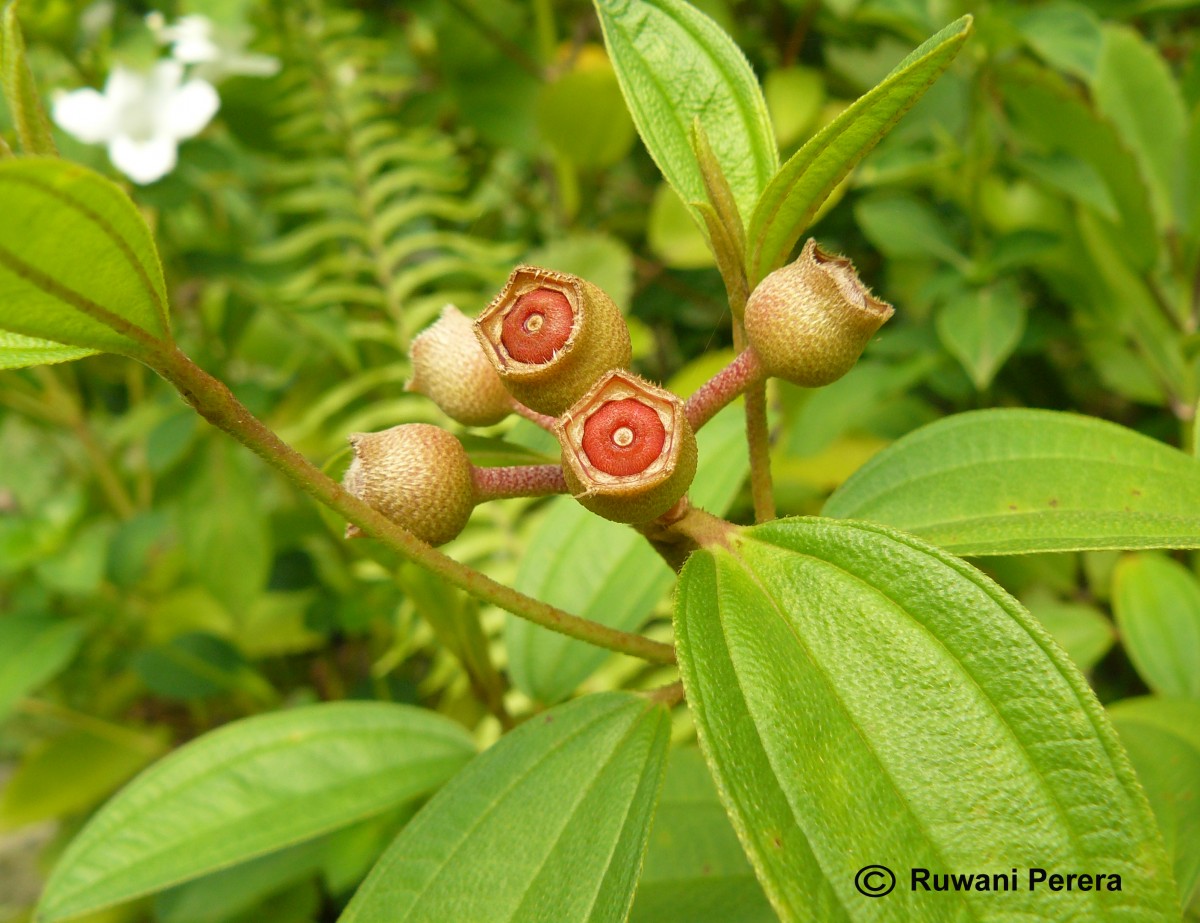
[408,305,512,427]
[475,266,632,416]
[343,424,475,546]
[744,239,894,387]
[556,370,696,524]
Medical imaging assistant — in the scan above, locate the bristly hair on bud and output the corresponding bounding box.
[743,239,894,387]
[555,369,696,524]
[343,424,475,546]
[408,305,512,427]
[475,266,632,417]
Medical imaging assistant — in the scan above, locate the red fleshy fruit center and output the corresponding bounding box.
[501,288,574,364]
[582,398,666,477]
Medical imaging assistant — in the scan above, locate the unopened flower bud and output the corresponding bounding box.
[408,305,512,427]
[475,266,631,416]
[343,424,474,546]
[556,370,696,523]
[744,239,893,387]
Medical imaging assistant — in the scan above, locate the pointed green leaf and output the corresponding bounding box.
[0,614,83,722]
[676,517,1179,922]
[507,403,747,703]
[824,409,1200,555]
[998,65,1158,271]
[593,0,777,227]
[1,1,57,156]
[934,279,1027,389]
[1109,697,1200,908]
[1093,24,1186,227]
[1015,2,1103,82]
[0,159,171,358]
[630,747,774,923]
[0,329,97,369]
[1112,553,1200,698]
[339,692,670,923]
[37,703,475,922]
[1023,592,1115,674]
[747,16,971,283]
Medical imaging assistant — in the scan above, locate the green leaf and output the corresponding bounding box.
[0,729,162,831]
[0,614,83,722]
[824,409,1200,555]
[594,0,778,226]
[0,329,96,369]
[1013,150,1120,221]
[676,517,1179,921]
[999,64,1158,271]
[1015,1,1103,82]
[648,183,715,269]
[1022,591,1116,674]
[853,192,967,266]
[131,633,265,702]
[747,16,971,283]
[630,747,774,923]
[0,159,170,358]
[1,2,57,156]
[180,441,271,615]
[934,279,1027,389]
[536,51,637,169]
[1093,24,1187,227]
[1112,553,1200,698]
[339,692,670,923]
[764,66,825,150]
[37,702,475,922]
[507,403,747,703]
[1109,697,1200,908]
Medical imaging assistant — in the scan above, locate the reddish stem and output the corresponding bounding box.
[508,396,558,431]
[472,464,568,502]
[684,348,765,430]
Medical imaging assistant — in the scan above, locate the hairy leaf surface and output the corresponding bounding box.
[38,703,475,921]
[340,692,669,923]
[747,17,970,283]
[824,409,1200,554]
[0,159,169,358]
[676,517,1178,921]
[594,0,777,226]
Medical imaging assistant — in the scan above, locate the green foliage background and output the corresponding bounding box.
[1,0,1198,920]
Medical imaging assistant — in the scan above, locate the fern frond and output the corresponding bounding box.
[256,0,516,346]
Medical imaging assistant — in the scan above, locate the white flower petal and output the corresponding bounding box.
[104,65,150,112]
[148,60,186,95]
[52,87,115,143]
[108,135,177,184]
[163,79,219,140]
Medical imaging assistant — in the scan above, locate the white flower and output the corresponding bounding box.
[53,61,219,185]
[148,14,280,82]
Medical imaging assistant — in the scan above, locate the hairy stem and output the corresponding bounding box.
[508,396,558,430]
[150,347,674,665]
[733,319,775,522]
[472,464,567,502]
[642,680,685,707]
[685,348,764,430]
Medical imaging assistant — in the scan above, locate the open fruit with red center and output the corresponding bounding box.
[556,369,697,524]
[475,266,632,417]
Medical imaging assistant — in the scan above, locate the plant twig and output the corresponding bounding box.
[733,320,775,521]
[641,680,685,707]
[150,347,675,665]
[472,463,567,501]
[508,396,558,430]
[685,348,764,430]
